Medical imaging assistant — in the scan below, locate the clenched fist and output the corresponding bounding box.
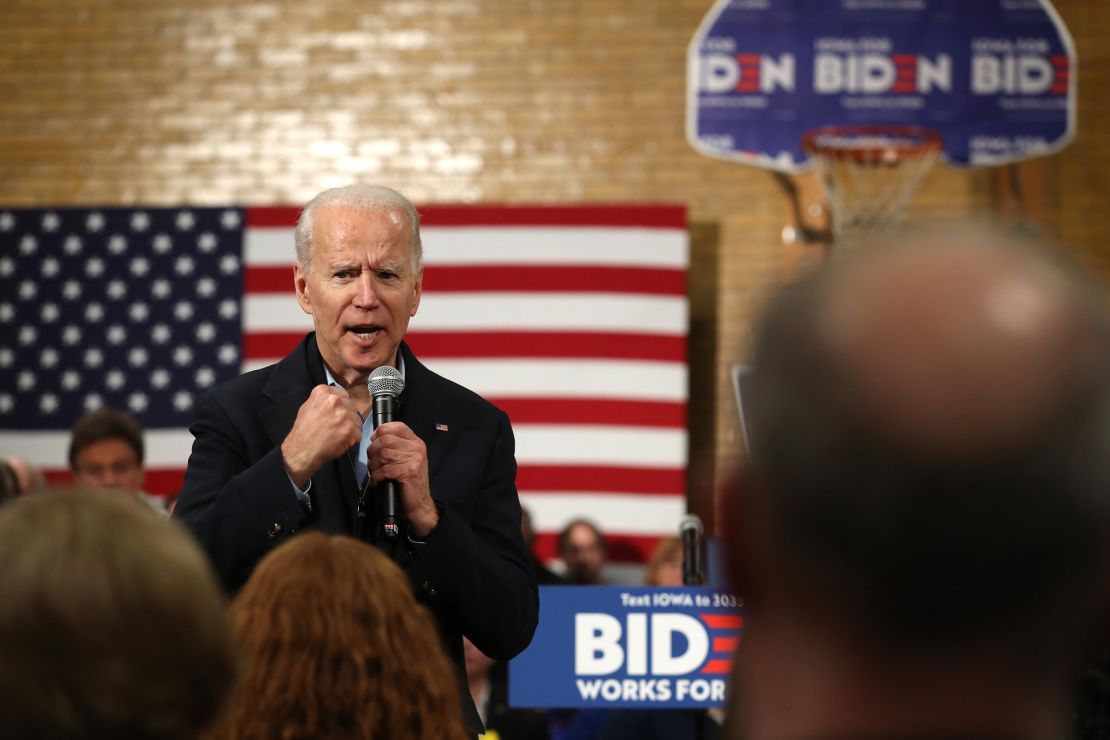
[281,385,363,488]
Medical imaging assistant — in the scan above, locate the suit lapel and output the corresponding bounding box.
[257,333,357,533]
[398,342,449,482]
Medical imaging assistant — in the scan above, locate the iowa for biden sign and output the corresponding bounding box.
[510,586,743,708]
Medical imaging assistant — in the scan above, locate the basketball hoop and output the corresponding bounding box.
[802,125,943,251]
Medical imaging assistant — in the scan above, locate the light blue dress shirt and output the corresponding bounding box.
[287,357,407,510]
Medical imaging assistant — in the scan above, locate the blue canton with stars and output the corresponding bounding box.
[0,207,244,430]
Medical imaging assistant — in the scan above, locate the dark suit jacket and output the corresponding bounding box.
[175,333,539,734]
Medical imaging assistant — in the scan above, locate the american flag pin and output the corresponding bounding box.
[435,423,449,432]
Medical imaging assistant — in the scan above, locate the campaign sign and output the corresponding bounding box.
[509,586,743,709]
[687,0,1076,171]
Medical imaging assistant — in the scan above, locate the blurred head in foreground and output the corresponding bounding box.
[724,224,1110,740]
[0,489,235,739]
[208,532,467,740]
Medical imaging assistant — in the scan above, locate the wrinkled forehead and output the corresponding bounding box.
[312,205,414,261]
[315,204,409,241]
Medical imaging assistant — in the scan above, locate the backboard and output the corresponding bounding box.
[687,0,1076,174]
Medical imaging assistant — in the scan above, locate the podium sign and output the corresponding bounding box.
[510,586,743,709]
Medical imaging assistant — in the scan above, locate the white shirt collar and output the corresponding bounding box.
[322,353,407,391]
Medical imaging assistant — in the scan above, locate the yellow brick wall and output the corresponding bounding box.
[1,0,1106,531]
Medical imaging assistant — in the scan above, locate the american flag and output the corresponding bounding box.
[0,204,688,564]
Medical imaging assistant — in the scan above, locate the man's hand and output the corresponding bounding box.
[281,385,363,488]
[367,421,439,537]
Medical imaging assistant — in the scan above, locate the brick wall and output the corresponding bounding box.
[2,0,1105,532]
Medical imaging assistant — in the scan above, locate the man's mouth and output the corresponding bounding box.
[348,326,381,341]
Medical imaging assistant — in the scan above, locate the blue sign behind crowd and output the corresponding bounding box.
[687,0,1076,170]
[510,586,743,709]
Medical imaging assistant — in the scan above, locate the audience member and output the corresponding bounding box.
[3,455,45,496]
[558,518,607,585]
[68,406,167,512]
[545,518,611,738]
[643,536,683,586]
[722,225,1110,740]
[0,459,17,507]
[522,506,566,585]
[206,532,469,740]
[0,489,235,739]
[465,637,550,740]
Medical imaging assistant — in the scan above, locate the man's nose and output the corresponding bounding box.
[352,273,378,307]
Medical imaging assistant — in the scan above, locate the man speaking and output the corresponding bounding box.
[175,184,538,734]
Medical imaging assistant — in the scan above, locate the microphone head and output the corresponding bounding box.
[680,513,703,536]
[368,365,404,398]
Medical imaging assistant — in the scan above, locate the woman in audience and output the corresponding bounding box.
[643,536,683,586]
[207,532,469,740]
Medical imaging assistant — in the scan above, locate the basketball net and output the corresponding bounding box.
[802,125,943,251]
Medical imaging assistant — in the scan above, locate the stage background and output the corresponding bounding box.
[0,0,1106,549]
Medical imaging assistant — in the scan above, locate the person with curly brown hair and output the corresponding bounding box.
[207,531,470,740]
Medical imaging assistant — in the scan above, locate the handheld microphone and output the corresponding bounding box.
[680,514,704,586]
[368,365,404,539]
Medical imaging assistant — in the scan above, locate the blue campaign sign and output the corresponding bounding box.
[686,0,1076,171]
[509,586,743,709]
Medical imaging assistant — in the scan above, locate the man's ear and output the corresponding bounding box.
[294,264,313,316]
[410,267,423,317]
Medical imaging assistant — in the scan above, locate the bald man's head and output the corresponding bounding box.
[817,229,1105,458]
[737,224,1110,653]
